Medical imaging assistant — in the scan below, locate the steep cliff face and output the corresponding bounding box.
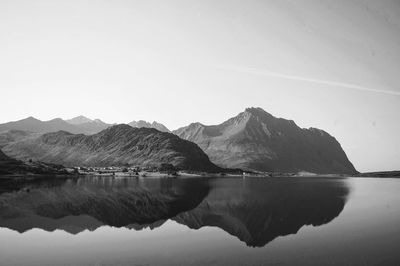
[3,124,220,172]
[174,107,357,174]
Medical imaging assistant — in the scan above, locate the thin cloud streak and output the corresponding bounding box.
[217,65,400,96]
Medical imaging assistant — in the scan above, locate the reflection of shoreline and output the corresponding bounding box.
[0,177,349,247]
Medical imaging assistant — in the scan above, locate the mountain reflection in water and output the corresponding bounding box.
[0,176,349,247]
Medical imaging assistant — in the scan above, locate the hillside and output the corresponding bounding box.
[0,148,68,176]
[174,107,357,174]
[3,124,220,172]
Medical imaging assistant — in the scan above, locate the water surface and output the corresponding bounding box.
[0,176,400,265]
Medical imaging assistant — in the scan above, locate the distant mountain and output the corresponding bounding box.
[0,117,80,134]
[0,117,168,135]
[66,115,93,125]
[3,124,220,172]
[129,120,170,132]
[0,117,111,135]
[174,107,357,174]
[69,118,111,134]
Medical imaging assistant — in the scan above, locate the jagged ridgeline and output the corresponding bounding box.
[0,116,170,135]
[3,124,220,172]
[174,107,357,174]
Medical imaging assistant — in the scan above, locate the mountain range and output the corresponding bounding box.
[2,124,220,172]
[0,116,169,135]
[128,120,170,132]
[0,108,357,174]
[0,116,108,135]
[174,107,357,174]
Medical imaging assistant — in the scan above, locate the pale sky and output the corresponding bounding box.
[1,0,400,172]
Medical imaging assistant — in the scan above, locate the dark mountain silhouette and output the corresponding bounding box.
[3,124,221,171]
[174,107,357,174]
[129,120,170,132]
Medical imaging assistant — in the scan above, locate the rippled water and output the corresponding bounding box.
[0,176,400,265]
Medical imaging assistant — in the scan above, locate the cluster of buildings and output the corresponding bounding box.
[67,166,142,176]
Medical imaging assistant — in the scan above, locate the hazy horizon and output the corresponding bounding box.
[1,0,400,172]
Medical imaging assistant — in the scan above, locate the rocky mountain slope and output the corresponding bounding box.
[174,107,357,174]
[3,124,220,172]
[0,130,38,148]
[129,120,170,132]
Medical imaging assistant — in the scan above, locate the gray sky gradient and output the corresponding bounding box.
[1,0,400,172]
[217,64,400,96]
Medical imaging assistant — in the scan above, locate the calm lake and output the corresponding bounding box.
[0,176,400,266]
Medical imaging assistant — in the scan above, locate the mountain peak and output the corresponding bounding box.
[244,107,273,118]
[48,118,65,123]
[245,107,265,113]
[129,120,170,132]
[22,116,41,122]
[66,116,93,125]
[175,109,357,174]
